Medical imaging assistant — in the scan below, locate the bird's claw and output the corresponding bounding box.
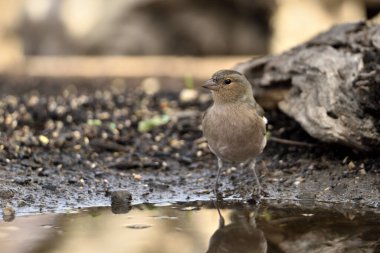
[215,191,224,201]
[248,189,262,205]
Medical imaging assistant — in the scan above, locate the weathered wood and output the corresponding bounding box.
[236,22,380,152]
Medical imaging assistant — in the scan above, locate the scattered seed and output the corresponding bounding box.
[39,135,49,145]
[133,173,142,181]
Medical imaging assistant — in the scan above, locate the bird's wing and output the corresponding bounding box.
[247,101,265,117]
[202,109,209,120]
[248,101,267,125]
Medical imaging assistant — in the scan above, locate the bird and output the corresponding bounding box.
[202,69,267,198]
[206,209,267,253]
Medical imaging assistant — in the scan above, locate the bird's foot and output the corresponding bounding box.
[253,186,263,196]
[214,184,224,201]
[247,193,261,205]
[247,186,262,205]
[215,191,224,201]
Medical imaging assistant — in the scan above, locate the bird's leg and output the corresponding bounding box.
[214,158,223,199]
[249,159,262,194]
[213,199,225,228]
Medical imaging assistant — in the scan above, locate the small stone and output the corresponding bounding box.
[293,176,305,186]
[2,204,15,222]
[179,89,199,103]
[198,142,208,149]
[347,161,356,170]
[154,134,163,142]
[226,167,237,174]
[72,131,81,140]
[38,135,49,145]
[98,112,110,120]
[133,173,142,181]
[141,77,161,95]
[110,190,132,214]
[359,169,366,175]
[43,183,58,191]
[14,177,31,185]
[151,145,159,151]
[179,156,192,165]
[111,78,127,92]
[0,189,15,199]
[170,139,184,149]
[28,95,39,106]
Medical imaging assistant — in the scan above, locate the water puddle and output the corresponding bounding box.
[1,201,379,253]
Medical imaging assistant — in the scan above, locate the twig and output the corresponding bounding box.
[269,136,317,147]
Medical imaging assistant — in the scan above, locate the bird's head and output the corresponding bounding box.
[202,70,254,104]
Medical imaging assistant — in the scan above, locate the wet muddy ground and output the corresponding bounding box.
[0,76,379,217]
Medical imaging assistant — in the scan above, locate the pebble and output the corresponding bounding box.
[198,142,208,149]
[0,189,15,199]
[179,156,192,165]
[110,190,132,214]
[2,204,16,222]
[43,183,58,191]
[170,139,184,149]
[38,135,50,145]
[14,177,31,185]
[347,161,356,170]
[141,77,161,95]
[179,89,198,103]
[133,173,142,181]
[293,176,305,186]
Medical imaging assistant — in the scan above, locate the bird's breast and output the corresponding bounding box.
[202,104,266,163]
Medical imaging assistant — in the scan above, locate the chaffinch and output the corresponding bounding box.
[202,69,267,197]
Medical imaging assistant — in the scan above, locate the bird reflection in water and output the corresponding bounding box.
[206,202,267,253]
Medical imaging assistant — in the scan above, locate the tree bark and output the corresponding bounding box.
[236,21,380,152]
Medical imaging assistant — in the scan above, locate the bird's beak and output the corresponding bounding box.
[202,79,218,90]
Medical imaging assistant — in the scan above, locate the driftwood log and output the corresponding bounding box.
[236,21,380,152]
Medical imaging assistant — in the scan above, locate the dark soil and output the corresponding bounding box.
[0,76,379,216]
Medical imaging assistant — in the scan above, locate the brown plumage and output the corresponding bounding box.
[202,69,267,197]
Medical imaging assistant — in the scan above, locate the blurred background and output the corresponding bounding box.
[0,0,379,76]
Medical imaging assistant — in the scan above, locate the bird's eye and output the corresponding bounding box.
[224,79,231,85]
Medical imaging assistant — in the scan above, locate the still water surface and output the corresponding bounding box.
[1,201,379,253]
